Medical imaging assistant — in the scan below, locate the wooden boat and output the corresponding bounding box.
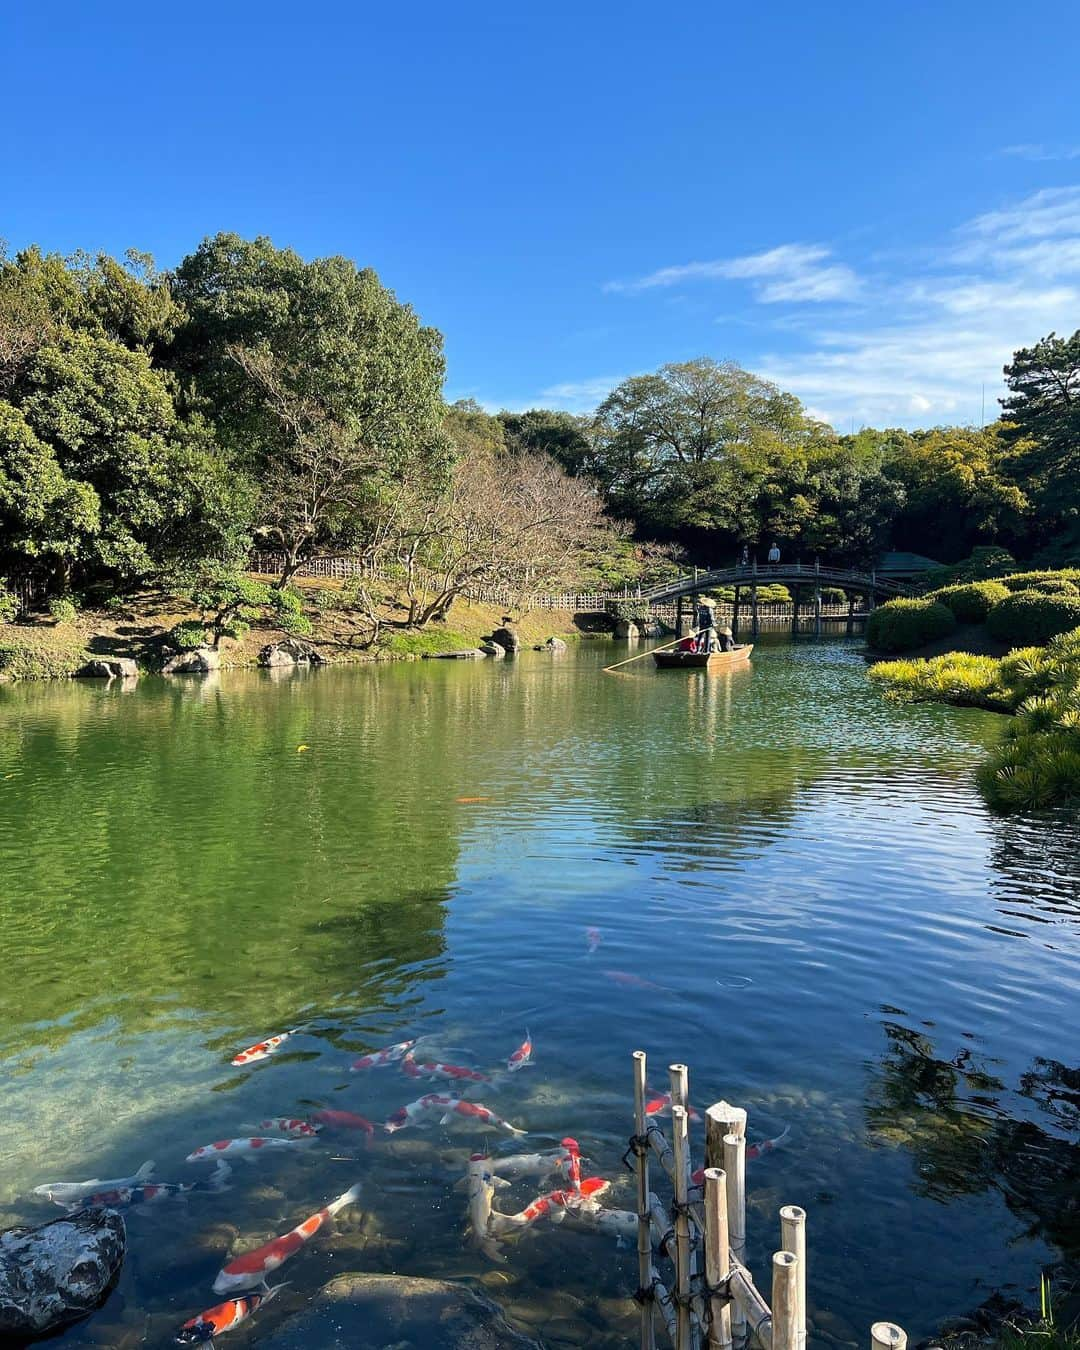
[652,644,753,671]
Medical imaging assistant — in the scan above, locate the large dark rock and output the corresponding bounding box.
[0,1208,125,1340]
[161,647,219,675]
[613,619,639,640]
[259,1273,539,1350]
[421,649,487,660]
[258,639,326,668]
[489,627,520,654]
[78,657,139,680]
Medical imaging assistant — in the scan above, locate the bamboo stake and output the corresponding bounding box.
[672,1104,694,1350]
[648,1124,678,1186]
[771,1253,799,1350]
[704,1168,733,1350]
[779,1207,805,1350]
[650,1263,678,1342]
[723,1133,746,1347]
[730,1263,773,1350]
[603,628,709,674]
[634,1052,658,1350]
[871,1325,907,1350]
[670,1066,702,1345]
[706,1101,747,1168]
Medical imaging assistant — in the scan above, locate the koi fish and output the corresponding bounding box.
[401,1052,490,1084]
[384,1093,454,1133]
[67,1161,231,1212]
[231,1030,297,1067]
[186,1137,314,1164]
[466,1153,504,1263]
[350,1038,417,1072]
[176,1285,282,1342]
[506,1030,532,1073]
[585,927,602,954]
[493,1176,609,1231]
[439,1099,527,1135]
[310,1109,376,1140]
[481,1138,583,1187]
[248,1118,321,1138]
[33,1160,155,1205]
[689,1125,790,1187]
[296,744,310,753]
[456,796,489,803]
[602,970,671,993]
[645,1092,702,1123]
[562,1205,639,1248]
[562,1136,582,1190]
[212,1183,362,1294]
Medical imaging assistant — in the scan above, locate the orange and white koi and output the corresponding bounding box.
[506,1030,532,1073]
[439,1099,527,1135]
[350,1038,417,1072]
[213,1183,362,1294]
[401,1052,490,1084]
[493,1176,609,1231]
[383,1093,454,1133]
[689,1126,790,1187]
[186,1137,313,1164]
[249,1118,321,1138]
[310,1109,376,1140]
[487,1138,583,1186]
[644,1092,702,1123]
[231,1030,297,1067]
[176,1285,283,1342]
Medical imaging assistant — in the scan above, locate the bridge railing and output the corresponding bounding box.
[643,562,910,603]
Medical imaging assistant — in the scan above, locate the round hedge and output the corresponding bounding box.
[1000,569,1080,593]
[985,589,1080,646]
[866,598,957,653]
[931,580,1010,624]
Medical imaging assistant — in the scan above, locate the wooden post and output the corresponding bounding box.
[791,584,800,636]
[871,1325,907,1350]
[779,1206,806,1350]
[672,1104,694,1350]
[634,1052,657,1350]
[846,591,855,636]
[813,561,822,638]
[704,1169,732,1350]
[706,1102,747,1169]
[733,585,741,639]
[771,1253,799,1350]
[723,1133,746,1346]
[868,570,878,613]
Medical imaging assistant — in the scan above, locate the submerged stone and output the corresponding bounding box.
[0,1207,125,1340]
[161,647,219,675]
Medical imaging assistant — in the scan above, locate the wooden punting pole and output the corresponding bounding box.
[634,1052,658,1350]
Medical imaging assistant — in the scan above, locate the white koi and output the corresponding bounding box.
[32,1160,155,1206]
[466,1153,504,1263]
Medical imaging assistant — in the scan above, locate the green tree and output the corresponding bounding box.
[499,408,593,475]
[1002,330,1080,533]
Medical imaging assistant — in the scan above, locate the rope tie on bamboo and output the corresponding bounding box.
[622,1122,664,1170]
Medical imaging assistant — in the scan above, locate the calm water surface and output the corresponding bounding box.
[1,637,1078,1348]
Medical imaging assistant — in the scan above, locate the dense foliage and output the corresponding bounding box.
[985,590,1080,646]
[931,581,1010,624]
[866,598,956,653]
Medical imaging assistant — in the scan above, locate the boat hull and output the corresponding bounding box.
[652,645,753,671]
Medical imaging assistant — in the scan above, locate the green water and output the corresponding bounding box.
[1,638,1077,1348]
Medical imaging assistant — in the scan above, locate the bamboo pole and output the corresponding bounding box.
[706,1102,747,1168]
[870,1325,907,1350]
[670,1065,702,1343]
[771,1253,799,1350]
[704,1168,732,1350]
[634,1052,658,1350]
[723,1133,747,1347]
[779,1207,805,1350]
[671,1104,694,1350]
[603,628,709,675]
[650,1263,678,1342]
[669,1063,690,1113]
[648,1124,678,1186]
[730,1263,773,1350]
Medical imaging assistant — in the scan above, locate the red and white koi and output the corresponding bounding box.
[486,1138,583,1186]
[249,1118,321,1138]
[383,1093,454,1134]
[438,1099,527,1135]
[401,1052,490,1084]
[689,1126,790,1187]
[492,1176,609,1231]
[349,1038,417,1072]
[186,1137,314,1164]
[310,1109,376,1140]
[644,1092,702,1123]
[176,1285,283,1343]
[506,1030,532,1073]
[212,1183,362,1294]
[231,1030,297,1067]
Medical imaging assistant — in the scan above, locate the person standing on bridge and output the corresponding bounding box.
[739,544,750,567]
[767,540,781,564]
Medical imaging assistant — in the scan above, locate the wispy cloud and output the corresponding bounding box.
[539,375,630,411]
[605,243,862,303]
[1000,143,1080,162]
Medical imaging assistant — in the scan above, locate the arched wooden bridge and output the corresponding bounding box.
[642,562,912,605]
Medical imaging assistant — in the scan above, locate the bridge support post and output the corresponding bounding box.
[791,585,800,636]
[733,585,741,638]
[846,592,855,636]
[813,559,822,637]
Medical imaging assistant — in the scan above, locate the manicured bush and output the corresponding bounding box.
[999,569,1080,593]
[985,590,1080,646]
[0,582,19,624]
[47,597,78,626]
[930,580,1010,624]
[868,651,1007,709]
[923,547,1017,589]
[866,597,956,653]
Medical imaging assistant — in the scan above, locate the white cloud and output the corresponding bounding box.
[605,242,862,303]
[539,375,629,411]
[1000,144,1080,162]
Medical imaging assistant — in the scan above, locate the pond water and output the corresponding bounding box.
[1,636,1078,1349]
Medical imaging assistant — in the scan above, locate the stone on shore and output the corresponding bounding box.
[479,642,505,658]
[613,619,639,640]
[489,626,520,654]
[0,1208,125,1340]
[259,1273,539,1350]
[258,638,326,668]
[78,657,139,680]
[161,646,220,675]
[422,649,488,660]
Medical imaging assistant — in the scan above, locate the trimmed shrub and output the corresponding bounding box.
[999,569,1080,593]
[985,590,1080,646]
[0,582,19,625]
[930,580,1010,624]
[866,598,956,653]
[47,597,78,626]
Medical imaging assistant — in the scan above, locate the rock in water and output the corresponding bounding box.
[161,647,219,675]
[260,1274,539,1350]
[489,627,520,654]
[258,639,326,667]
[78,657,139,680]
[0,1208,125,1340]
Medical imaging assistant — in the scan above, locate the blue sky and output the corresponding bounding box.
[3,1,1080,430]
